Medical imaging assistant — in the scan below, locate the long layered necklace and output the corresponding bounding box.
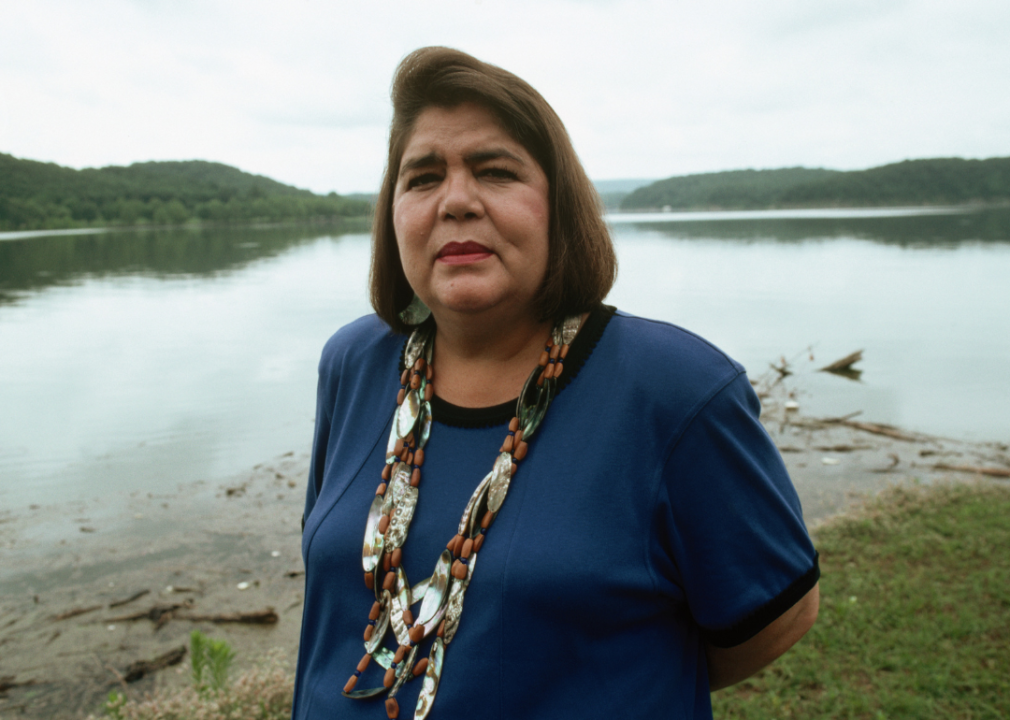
[342,313,582,719]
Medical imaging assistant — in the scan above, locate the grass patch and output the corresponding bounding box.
[713,482,1010,719]
[88,633,292,720]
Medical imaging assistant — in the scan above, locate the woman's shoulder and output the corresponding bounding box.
[588,309,765,470]
[318,314,404,374]
[603,308,745,388]
[566,307,753,443]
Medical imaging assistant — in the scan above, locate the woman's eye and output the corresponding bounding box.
[481,167,517,181]
[407,173,441,189]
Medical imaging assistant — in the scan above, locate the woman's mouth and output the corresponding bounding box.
[436,241,493,265]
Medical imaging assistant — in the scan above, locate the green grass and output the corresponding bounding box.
[92,634,291,720]
[713,482,1010,719]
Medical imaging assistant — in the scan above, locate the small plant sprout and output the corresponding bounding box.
[189,629,236,694]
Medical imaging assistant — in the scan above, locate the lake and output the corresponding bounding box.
[2,209,1009,511]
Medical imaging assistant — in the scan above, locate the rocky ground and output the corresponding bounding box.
[1,393,1007,719]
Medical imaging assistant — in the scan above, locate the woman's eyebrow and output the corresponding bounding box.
[399,153,442,176]
[399,147,525,178]
[465,148,524,165]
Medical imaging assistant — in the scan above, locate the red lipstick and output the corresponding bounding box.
[436,241,493,265]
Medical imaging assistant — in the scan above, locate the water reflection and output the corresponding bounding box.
[2,213,1008,511]
[0,219,370,304]
[617,207,1010,247]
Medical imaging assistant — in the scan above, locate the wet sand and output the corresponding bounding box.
[1,404,1007,719]
[0,454,308,718]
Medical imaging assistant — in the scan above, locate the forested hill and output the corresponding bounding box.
[0,153,371,231]
[620,157,1010,211]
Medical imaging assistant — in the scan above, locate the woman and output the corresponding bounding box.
[294,47,819,720]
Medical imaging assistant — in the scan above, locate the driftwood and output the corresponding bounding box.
[122,645,187,683]
[180,608,279,625]
[108,590,150,609]
[933,463,1010,478]
[820,417,920,442]
[769,357,792,378]
[872,453,902,473]
[814,444,873,453]
[791,411,861,429]
[106,602,193,630]
[54,605,103,621]
[820,350,863,374]
[843,420,919,441]
[0,675,38,694]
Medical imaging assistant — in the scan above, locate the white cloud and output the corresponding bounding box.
[1,0,1008,193]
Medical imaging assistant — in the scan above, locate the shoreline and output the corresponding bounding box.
[0,216,373,243]
[1,407,1007,718]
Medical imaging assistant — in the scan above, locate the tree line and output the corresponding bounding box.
[0,153,372,231]
[620,157,1010,211]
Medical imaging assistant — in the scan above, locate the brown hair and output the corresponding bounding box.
[370,46,617,333]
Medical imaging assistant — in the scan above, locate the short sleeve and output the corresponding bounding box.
[303,334,342,528]
[656,371,819,647]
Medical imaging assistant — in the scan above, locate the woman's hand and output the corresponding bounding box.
[706,583,820,691]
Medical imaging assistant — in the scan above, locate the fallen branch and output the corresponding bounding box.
[814,444,873,453]
[769,357,792,378]
[789,411,862,431]
[122,645,187,683]
[106,602,193,630]
[820,417,920,442]
[825,411,864,422]
[108,589,150,609]
[179,608,279,625]
[0,675,38,694]
[872,453,901,473]
[844,421,919,441]
[54,605,103,621]
[933,463,1010,478]
[820,350,863,374]
[95,653,129,693]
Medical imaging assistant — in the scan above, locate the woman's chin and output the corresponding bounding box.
[428,289,512,319]
[434,296,501,316]
[423,272,541,323]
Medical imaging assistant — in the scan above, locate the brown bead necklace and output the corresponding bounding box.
[342,315,581,719]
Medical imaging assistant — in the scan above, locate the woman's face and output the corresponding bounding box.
[392,102,550,323]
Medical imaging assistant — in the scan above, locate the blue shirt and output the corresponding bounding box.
[294,307,818,719]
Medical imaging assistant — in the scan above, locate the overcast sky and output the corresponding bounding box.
[2,0,1008,195]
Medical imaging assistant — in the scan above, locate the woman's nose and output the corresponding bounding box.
[440,171,484,220]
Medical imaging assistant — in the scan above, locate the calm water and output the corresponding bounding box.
[2,210,1009,510]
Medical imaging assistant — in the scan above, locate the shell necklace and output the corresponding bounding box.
[342,314,582,719]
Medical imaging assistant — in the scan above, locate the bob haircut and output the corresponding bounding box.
[370,46,617,334]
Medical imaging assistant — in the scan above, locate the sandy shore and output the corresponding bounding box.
[1,402,1007,719]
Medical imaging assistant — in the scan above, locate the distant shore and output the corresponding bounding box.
[0,154,373,233]
[0,215,372,242]
[1,396,1007,718]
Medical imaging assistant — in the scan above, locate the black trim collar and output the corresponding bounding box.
[398,305,616,429]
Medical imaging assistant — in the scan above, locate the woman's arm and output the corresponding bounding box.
[706,583,820,691]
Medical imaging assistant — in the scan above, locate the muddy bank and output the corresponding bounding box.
[0,454,308,719]
[1,408,1007,719]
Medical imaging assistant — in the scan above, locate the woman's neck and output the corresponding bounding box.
[429,310,553,409]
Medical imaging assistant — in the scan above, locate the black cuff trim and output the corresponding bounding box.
[399,304,616,429]
[702,553,821,649]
